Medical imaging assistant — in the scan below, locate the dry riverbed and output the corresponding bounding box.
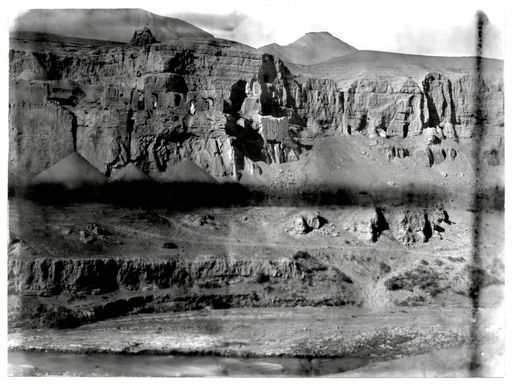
[9,304,504,377]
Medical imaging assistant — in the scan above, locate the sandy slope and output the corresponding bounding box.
[157,159,218,183]
[109,163,153,183]
[31,152,107,189]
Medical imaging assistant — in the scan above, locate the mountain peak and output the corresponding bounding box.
[259,31,357,65]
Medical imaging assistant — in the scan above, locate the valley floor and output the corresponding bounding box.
[7,198,505,376]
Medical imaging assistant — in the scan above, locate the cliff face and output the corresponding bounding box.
[9,41,301,180]
[338,71,503,139]
[8,35,504,181]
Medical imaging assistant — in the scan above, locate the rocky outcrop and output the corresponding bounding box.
[340,72,503,142]
[385,209,431,244]
[7,250,355,296]
[345,205,451,244]
[8,252,357,328]
[129,27,157,46]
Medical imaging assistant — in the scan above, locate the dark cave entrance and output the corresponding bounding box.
[229,80,247,114]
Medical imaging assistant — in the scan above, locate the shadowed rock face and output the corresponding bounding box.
[8,22,504,184]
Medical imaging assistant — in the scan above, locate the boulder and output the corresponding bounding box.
[290,215,309,235]
[429,203,450,225]
[305,211,323,230]
[385,209,431,244]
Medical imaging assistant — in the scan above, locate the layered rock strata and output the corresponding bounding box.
[8,35,504,181]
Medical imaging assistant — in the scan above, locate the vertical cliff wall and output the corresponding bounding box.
[8,37,504,181]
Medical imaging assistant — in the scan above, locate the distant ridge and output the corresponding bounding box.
[159,159,218,184]
[10,31,124,47]
[32,152,107,189]
[259,31,357,65]
[294,49,504,86]
[11,8,213,43]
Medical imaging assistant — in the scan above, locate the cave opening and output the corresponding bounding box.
[174,94,181,106]
[137,92,144,110]
[228,80,247,114]
[403,122,409,138]
[70,112,78,152]
[357,113,368,132]
[125,109,135,160]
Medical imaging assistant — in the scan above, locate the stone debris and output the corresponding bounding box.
[86,223,109,236]
[271,168,296,190]
[185,214,215,227]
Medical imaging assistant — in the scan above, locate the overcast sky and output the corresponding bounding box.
[7,0,507,58]
[162,0,505,58]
